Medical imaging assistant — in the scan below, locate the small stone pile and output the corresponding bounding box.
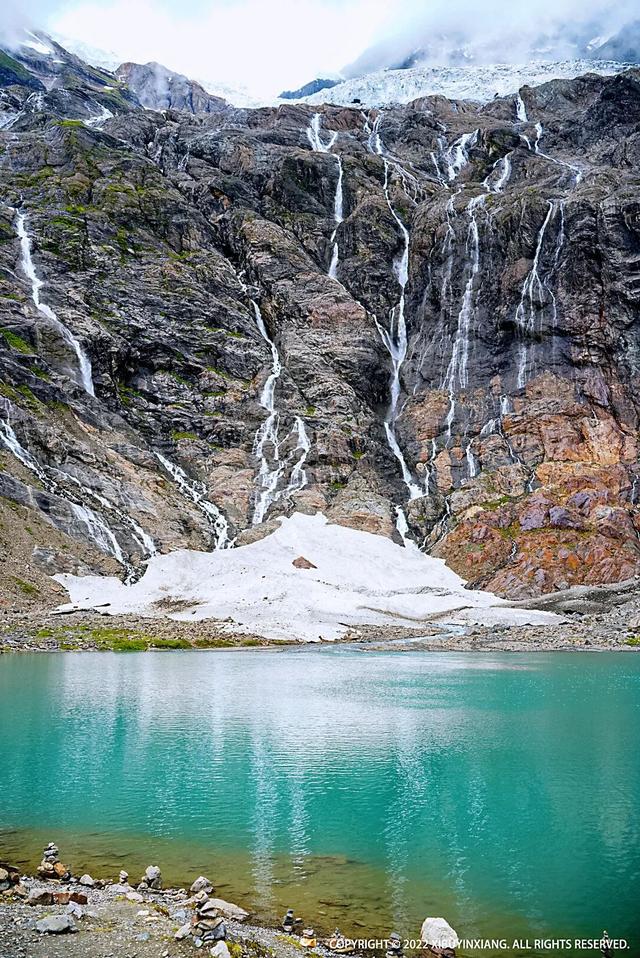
[174,875,249,955]
[138,864,162,891]
[36,842,70,882]
[0,863,20,893]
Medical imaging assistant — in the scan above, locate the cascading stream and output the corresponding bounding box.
[250,301,311,525]
[520,122,583,186]
[515,92,528,122]
[442,195,484,446]
[15,211,94,395]
[154,452,230,549]
[306,113,343,280]
[514,200,565,388]
[367,115,422,502]
[0,414,134,568]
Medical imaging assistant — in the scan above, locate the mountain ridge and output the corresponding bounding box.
[1,33,640,610]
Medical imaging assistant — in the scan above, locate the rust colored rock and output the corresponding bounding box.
[53,891,70,905]
[69,891,88,905]
[292,556,317,569]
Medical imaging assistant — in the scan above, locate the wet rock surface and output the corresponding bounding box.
[1,39,640,603]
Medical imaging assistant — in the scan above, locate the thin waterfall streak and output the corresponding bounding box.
[15,211,94,395]
[443,198,483,444]
[251,301,311,523]
[307,113,344,279]
[0,414,128,566]
[155,451,229,548]
[514,200,564,388]
[371,140,422,501]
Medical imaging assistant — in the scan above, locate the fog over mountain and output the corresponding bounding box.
[346,0,640,76]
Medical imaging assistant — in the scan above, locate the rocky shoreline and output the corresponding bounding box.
[1,594,640,653]
[0,843,452,958]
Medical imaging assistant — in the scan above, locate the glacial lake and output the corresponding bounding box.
[1,649,639,956]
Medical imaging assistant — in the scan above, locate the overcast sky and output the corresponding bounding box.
[9,0,397,97]
[5,0,637,99]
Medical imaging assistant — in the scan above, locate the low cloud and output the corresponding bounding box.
[345,0,640,75]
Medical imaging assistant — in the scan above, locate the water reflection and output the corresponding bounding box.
[1,650,639,952]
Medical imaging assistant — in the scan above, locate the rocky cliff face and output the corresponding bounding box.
[1,35,640,605]
[115,62,228,114]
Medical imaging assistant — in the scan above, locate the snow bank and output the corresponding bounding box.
[54,512,560,641]
[300,59,629,108]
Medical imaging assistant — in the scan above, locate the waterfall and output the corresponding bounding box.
[59,469,157,558]
[285,417,311,495]
[328,156,344,280]
[251,300,284,525]
[306,112,337,153]
[525,122,583,186]
[70,503,126,565]
[155,451,229,548]
[514,200,564,388]
[15,211,95,395]
[366,116,423,501]
[0,415,132,566]
[465,439,478,478]
[443,130,479,182]
[306,112,343,279]
[515,92,528,122]
[250,301,311,524]
[483,152,513,193]
[443,196,484,444]
[424,439,438,495]
[374,158,422,501]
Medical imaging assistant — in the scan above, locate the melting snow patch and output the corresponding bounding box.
[54,512,561,641]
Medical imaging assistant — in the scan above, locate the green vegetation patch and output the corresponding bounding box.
[11,577,38,597]
[1,327,32,354]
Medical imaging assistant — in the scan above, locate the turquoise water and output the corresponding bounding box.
[1,649,639,955]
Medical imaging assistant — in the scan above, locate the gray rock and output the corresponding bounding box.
[210,942,231,958]
[190,875,213,894]
[79,873,95,886]
[143,864,162,889]
[175,921,192,939]
[36,915,78,934]
[27,889,53,906]
[202,898,249,921]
